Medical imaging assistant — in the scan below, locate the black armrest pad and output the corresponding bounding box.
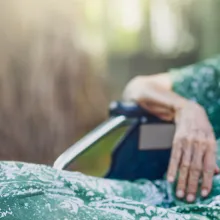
[109,101,172,124]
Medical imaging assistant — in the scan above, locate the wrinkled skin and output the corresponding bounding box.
[123,74,219,202]
[169,102,218,202]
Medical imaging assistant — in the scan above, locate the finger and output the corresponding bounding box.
[186,142,204,202]
[167,140,182,183]
[176,145,192,199]
[201,149,215,197]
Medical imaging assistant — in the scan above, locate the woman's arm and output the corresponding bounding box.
[123,73,219,202]
[123,73,187,121]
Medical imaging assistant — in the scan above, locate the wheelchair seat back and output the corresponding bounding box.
[105,121,172,181]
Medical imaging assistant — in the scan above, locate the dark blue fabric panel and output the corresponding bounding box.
[105,122,171,181]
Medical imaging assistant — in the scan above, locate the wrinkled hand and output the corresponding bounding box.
[167,101,219,202]
[123,75,219,202]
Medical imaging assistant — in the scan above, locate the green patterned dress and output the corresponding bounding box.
[1,56,220,220]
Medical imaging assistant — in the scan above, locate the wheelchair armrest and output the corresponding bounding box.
[109,101,170,123]
[53,101,172,170]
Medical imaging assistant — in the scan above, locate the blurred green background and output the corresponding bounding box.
[0,0,220,176]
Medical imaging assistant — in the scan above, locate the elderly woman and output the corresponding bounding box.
[123,56,220,203]
[1,56,220,220]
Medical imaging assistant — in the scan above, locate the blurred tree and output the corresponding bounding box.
[0,0,109,165]
[195,0,220,60]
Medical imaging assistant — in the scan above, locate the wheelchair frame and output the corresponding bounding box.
[53,102,173,176]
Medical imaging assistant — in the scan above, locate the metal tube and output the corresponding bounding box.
[53,116,126,170]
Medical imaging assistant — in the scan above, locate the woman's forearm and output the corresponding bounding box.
[123,74,189,121]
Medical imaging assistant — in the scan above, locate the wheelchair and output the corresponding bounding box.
[54,101,175,181]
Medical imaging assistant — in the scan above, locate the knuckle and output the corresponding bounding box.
[192,138,208,152]
[178,174,187,182]
[202,180,212,189]
[172,140,179,147]
[208,146,217,153]
[170,151,181,162]
[189,173,199,181]
[178,176,187,185]
[180,166,189,177]
[181,161,190,168]
[187,184,198,193]
[172,138,182,149]
[188,179,199,191]
[193,143,203,152]
[193,137,207,146]
[204,161,215,171]
[177,135,189,145]
[197,138,207,146]
[170,155,179,164]
[167,166,174,174]
[208,139,216,147]
[189,179,198,187]
[167,171,174,177]
[182,144,191,153]
[190,164,202,173]
[177,181,186,189]
[167,166,176,175]
[204,166,214,174]
[185,136,193,144]
[202,175,212,182]
[188,180,198,188]
[191,137,199,144]
[202,181,212,189]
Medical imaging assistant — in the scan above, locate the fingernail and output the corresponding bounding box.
[187,194,195,202]
[176,190,184,198]
[167,176,174,183]
[201,189,208,197]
